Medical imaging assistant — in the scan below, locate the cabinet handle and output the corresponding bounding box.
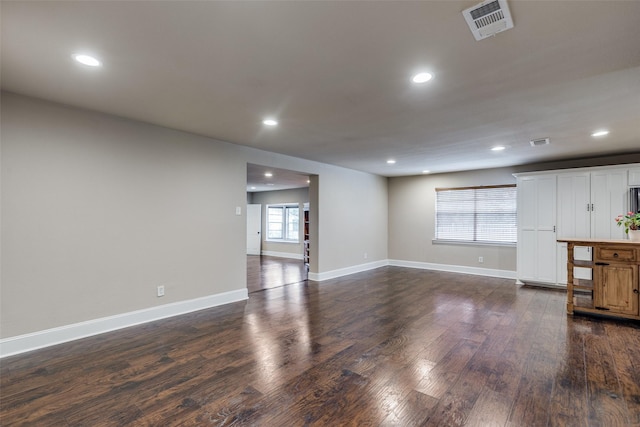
[594,306,610,311]
[634,289,639,294]
[591,203,594,211]
[587,203,590,212]
[613,253,619,258]
[595,262,610,266]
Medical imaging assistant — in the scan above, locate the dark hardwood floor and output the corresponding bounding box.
[2,266,639,426]
[247,255,307,293]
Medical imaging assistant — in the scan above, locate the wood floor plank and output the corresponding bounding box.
[584,333,631,426]
[2,260,639,426]
[603,320,640,425]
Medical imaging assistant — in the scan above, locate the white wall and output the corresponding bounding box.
[388,154,640,274]
[317,169,388,272]
[237,147,388,277]
[1,92,249,337]
[388,168,518,273]
[1,92,389,339]
[249,187,309,258]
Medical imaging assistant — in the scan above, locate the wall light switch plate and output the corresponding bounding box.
[157,285,165,297]
[235,206,242,216]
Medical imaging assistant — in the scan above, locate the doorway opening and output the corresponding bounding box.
[246,164,317,293]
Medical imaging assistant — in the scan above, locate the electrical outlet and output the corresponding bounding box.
[157,285,165,297]
[478,256,484,263]
[364,252,368,259]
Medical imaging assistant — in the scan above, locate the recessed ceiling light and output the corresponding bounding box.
[72,53,101,67]
[387,159,396,164]
[264,172,273,177]
[591,130,609,137]
[422,170,430,174]
[267,183,275,186]
[412,72,433,83]
[250,186,256,190]
[306,180,311,184]
[263,119,278,126]
[491,146,506,151]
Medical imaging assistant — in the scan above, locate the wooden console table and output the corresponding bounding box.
[558,238,640,320]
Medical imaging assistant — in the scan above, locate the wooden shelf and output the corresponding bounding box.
[573,279,593,290]
[573,260,593,268]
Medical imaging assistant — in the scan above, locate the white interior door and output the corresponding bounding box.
[247,204,262,255]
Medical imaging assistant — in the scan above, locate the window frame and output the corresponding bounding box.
[266,203,300,243]
[434,184,517,246]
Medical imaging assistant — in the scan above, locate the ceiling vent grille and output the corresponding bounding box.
[463,0,514,41]
[530,138,550,147]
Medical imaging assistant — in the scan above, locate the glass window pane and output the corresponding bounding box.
[267,206,284,239]
[286,207,299,240]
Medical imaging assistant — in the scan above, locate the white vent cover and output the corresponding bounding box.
[530,137,550,147]
[463,0,514,41]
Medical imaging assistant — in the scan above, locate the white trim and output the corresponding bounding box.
[513,162,639,178]
[517,280,567,290]
[432,239,516,248]
[308,259,516,282]
[261,250,304,260]
[0,289,248,359]
[388,259,517,280]
[308,260,389,282]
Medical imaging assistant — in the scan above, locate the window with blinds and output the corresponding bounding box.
[435,184,517,244]
[267,204,300,242]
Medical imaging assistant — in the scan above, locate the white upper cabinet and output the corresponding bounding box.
[590,170,627,239]
[629,168,640,186]
[557,173,590,239]
[556,170,627,240]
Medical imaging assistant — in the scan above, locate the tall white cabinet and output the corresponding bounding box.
[517,174,557,283]
[516,165,635,287]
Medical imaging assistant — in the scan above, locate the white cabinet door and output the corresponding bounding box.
[556,173,590,286]
[519,230,538,281]
[557,173,590,239]
[518,177,538,281]
[591,171,627,239]
[517,175,556,283]
[629,168,640,186]
[536,175,557,283]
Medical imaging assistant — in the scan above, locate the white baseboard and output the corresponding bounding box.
[518,280,567,290]
[308,259,516,282]
[261,250,304,260]
[308,260,389,282]
[388,259,517,280]
[0,288,248,359]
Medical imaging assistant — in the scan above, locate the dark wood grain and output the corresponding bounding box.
[246,254,306,293]
[2,264,639,426]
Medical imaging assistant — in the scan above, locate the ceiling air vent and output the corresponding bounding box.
[530,138,550,147]
[463,0,514,41]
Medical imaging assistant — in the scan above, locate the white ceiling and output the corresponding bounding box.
[247,164,309,193]
[2,1,640,179]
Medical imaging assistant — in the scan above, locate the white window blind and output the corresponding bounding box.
[435,185,517,244]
